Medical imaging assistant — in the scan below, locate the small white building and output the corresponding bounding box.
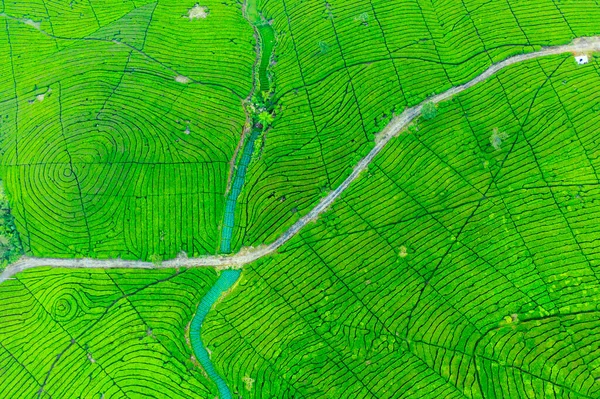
[575,55,589,65]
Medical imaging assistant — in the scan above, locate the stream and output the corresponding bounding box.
[189,0,276,397]
[189,269,241,399]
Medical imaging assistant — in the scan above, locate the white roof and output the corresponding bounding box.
[575,55,589,65]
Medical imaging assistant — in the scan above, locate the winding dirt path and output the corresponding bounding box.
[1,37,599,284]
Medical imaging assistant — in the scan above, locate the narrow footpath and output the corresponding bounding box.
[0,37,598,285]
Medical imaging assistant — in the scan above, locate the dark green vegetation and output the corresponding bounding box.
[0,0,255,260]
[220,0,276,254]
[0,181,23,270]
[230,0,600,253]
[421,102,437,120]
[0,267,221,398]
[204,56,600,397]
[246,0,276,93]
[2,0,600,398]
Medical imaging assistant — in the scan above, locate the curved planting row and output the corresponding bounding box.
[0,0,256,260]
[189,269,242,399]
[187,1,280,395]
[230,0,600,254]
[0,267,221,398]
[203,55,600,397]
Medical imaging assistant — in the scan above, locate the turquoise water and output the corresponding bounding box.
[220,129,260,253]
[190,269,241,399]
[189,2,276,396]
[195,127,258,396]
[191,111,261,399]
[220,0,274,255]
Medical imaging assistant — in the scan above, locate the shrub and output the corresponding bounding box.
[422,101,438,120]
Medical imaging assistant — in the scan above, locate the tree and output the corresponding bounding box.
[422,101,438,120]
[258,111,274,130]
[0,186,23,270]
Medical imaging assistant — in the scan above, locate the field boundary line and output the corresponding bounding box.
[1,37,599,283]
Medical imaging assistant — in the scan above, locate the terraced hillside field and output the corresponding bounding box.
[0,0,254,260]
[0,267,221,398]
[230,0,600,252]
[204,55,600,397]
[1,0,600,399]
[0,180,22,269]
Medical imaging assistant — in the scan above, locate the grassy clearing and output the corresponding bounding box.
[0,0,255,260]
[246,0,277,94]
[0,267,220,398]
[230,0,600,253]
[203,55,600,398]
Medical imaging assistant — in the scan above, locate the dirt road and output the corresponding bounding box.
[1,37,598,284]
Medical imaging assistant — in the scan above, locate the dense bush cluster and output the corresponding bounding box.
[0,182,23,270]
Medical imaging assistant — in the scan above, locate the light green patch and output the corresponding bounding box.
[242,375,255,391]
[187,4,209,20]
[490,127,508,150]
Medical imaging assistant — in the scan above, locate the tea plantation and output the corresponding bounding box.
[0,0,254,260]
[231,0,600,252]
[0,267,220,397]
[204,54,600,398]
[0,0,599,398]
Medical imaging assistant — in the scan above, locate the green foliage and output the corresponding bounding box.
[357,12,369,24]
[204,57,600,398]
[258,111,275,129]
[150,253,162,266]
[0,183,23,269]
[0,267,220,397]
[229,0,599,255]
[1,1,600,398]
[245,0,262,25]
[421,101,438,120]
[318,41,330,54]
[256,24,276,93]
[251,133,264,163]
[0,0,255,261]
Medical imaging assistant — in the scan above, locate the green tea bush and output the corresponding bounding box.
[204,56,600,398]
[421,102,438,120]
[230,0,600,254]
[0,183,23,270]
